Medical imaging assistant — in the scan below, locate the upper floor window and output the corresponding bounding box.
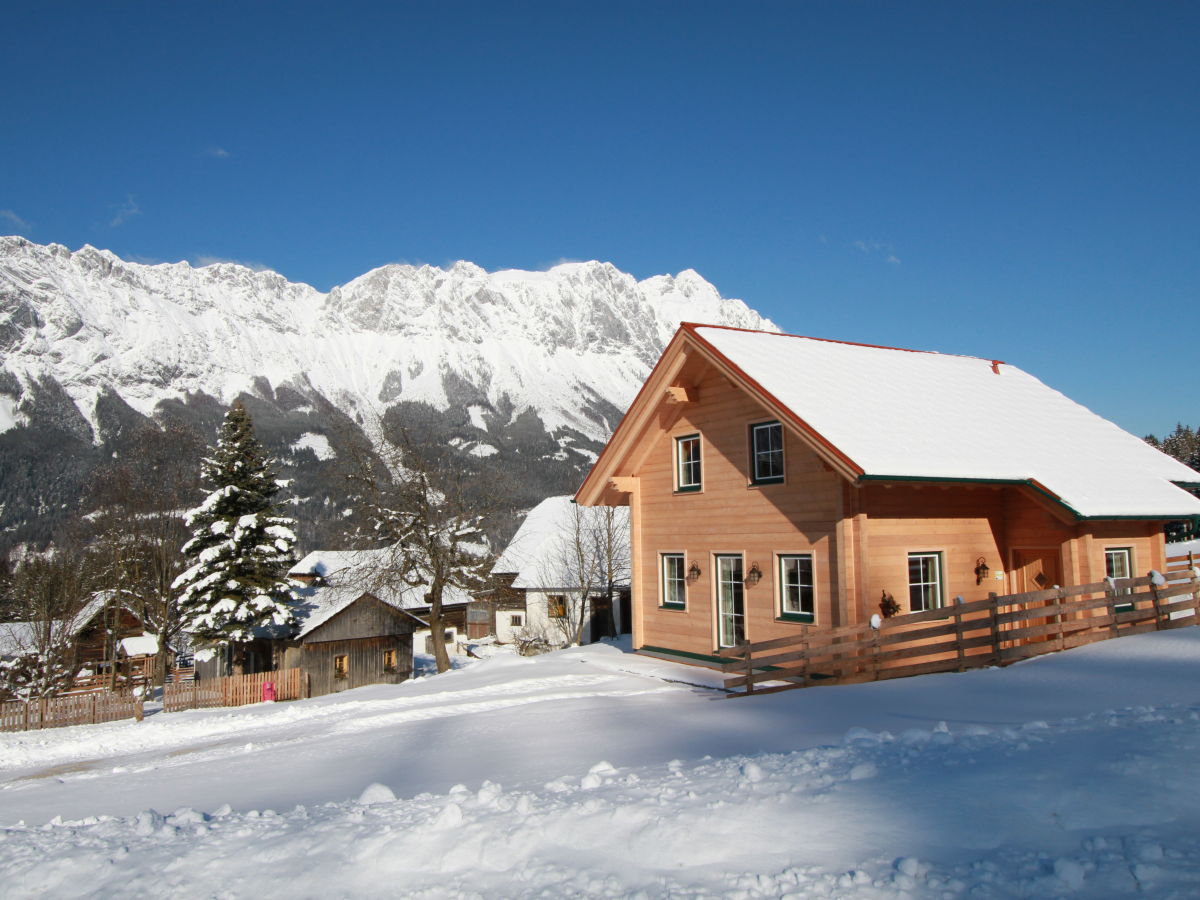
[675,434,701,492]
[778,554,814,622]
[547,595,567,618]
[750,421,784,484]
[661,553,686,608]
[908,552,943,612]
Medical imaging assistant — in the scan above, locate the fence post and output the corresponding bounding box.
[988,592,1002,664]
[305,671,312,700]
[1055,587,1067,651]
[870,617,882,680]
[91,693,98,725]
[1149,572,1164,630]
[23,700,30,731]
[740,641,754,695]
[953,596,967,671]
[39,696,46,730]
[1192,566,1200,624]
[1105,579,1120,640]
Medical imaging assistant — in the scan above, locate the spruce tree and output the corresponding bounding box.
[173,402,295,663]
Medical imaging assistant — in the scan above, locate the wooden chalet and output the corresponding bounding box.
[276,586,425,697]
[0,592,150,674]
[575,323,1200,667]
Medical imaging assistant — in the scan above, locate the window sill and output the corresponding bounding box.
[674,485,702,494]
[777,613,814,624]
[659,603,687,612]
[749,477,785,488]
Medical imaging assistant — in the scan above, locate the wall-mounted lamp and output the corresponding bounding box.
[974,556,990,585]
[687,561,701,582]
[745,562,763,586]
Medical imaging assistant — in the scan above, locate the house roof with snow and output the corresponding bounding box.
[577,323,1200,520]
[492,496,630,590]
[0,591,143,659]
[284,548,469,638]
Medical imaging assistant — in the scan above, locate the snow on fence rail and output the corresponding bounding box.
[720,569,1200,697]
[163,668,302,713]
[0,692,144,732]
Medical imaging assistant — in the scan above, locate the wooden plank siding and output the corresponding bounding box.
[298,636,412,697]
[634,367,842,658]
[621,354,1180,668]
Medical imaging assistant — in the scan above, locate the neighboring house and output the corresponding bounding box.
[482,496,631,648]
[275,582,426,697]
[575,323,1200,667]
[287,549,472,659]
[0,591,149,670]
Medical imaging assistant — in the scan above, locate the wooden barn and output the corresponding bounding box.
[275,587,425,696]
[575,323,1200,667]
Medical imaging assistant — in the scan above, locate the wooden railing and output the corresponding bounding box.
[163,668,302,713]
[720,571,1200,697]
[0,692,144,732]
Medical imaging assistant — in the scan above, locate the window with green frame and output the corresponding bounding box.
[778,554,814,622]
[1105,547,1134,612]
[661,553,686,608]
[675,434,701,491]
[750,421,784,484]
[908,552,944,612]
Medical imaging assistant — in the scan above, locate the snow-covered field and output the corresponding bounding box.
[2,632,1199,898]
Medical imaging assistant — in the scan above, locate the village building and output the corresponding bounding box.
[0,591,157,690]
[477,496,631,648]
[575,323,1200,666]
[287,549,472,657]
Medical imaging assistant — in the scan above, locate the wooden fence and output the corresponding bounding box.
[0,691,144,732]
[720,570,1200,697]
[163,668,302,713]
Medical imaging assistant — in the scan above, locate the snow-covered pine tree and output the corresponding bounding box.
[172,402,295,669]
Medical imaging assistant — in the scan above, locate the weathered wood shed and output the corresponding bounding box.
[277,591,426,697]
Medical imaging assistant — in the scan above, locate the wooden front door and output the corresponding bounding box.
[1012,548,1062,593]
[1011,548,1063,643]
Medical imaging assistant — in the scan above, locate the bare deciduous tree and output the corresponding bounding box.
[536,503,630,647]
[342,421,500,674]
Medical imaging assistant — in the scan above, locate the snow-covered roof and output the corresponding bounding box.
[285,548,468,638]
[687,325,1200,520]
[0,591,139,659]
[492,496,630,590]
[119,633,160,657]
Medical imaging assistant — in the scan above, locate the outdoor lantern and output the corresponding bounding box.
[687,561,701,582]
[746,562,763,585]
[974,556,990,585]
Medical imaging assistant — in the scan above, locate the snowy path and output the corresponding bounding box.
[2,633,1199,897]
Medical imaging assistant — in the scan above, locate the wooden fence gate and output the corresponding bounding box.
[0,691,144,732]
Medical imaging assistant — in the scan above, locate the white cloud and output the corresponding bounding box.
[109,195,141,228]
[206,146,231,158]
[193,254,275,273]
[851,239,900,265]
[0,209,32,233]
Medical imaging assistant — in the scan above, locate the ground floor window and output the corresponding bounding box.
[778,554,814,622]
[908,552,944,612]
[334,654,349,679]
[510,614,524,627]
[1105,547,1134,612]
[547,595,567,618]
[382,649,397,671]
[661,553,686,608]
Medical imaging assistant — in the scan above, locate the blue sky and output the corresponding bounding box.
[3,2,1197,438]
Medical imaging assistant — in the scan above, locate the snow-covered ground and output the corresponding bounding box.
[2,632,1199,898]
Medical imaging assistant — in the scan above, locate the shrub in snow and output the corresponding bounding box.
[172,402,296,658]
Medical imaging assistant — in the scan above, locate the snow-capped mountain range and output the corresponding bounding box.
[0,236,776,548]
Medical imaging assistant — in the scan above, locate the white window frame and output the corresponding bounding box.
[675,434,702,492]
[661,553,687,609]
[716,554,746,648]
[778,553,815,621]
[750,421,784,484]
[908,552,944,612]
[1105,547,1135,611]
